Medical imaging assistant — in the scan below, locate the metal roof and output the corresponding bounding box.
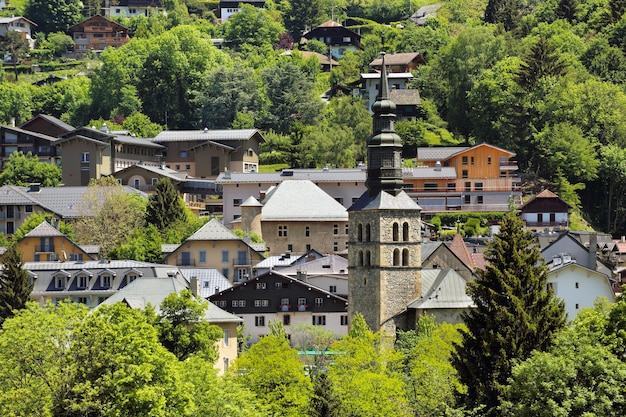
[186,218,242,241]
[349,189,421,211]
[261,180,348,221]
[216,168,366,184]
[408,268,474,310]
[178,268,233,298]
[416,147,469,161]
[24,221,65,238]
[152,129,261,142]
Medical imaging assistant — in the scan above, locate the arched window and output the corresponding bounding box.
[365,224,371,242]
[358,223,363,242]
[403,222,409,241]
[393,248,400,266]
[392,222,399,241]
[402,248,410,266]
[365,250,371,266]
[358,250,364,266]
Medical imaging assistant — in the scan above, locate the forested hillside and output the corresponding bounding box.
[1,0,626,233]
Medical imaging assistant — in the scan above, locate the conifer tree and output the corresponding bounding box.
[452,213,566,415]
[145,177,185,232]
[0,245,32,325]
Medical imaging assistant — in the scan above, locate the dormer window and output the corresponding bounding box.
[101,275,112,288]
[55,275,66,289]
[76,275,89,289]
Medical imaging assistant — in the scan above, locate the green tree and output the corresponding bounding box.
[181,356,267,417]
[145,177,186,232]
[25,0,83,34]
[0,301,88,415]
[0,31,29,81]
[65,303,190,417]
[12,214,74,242]
[0,151,62,186]
[597,144,626,234]
[502,315,626,416]
[452,213,567,415]
[328,313,412,417]
[484,0,529,31]
[73,181,147,257]
[0,83,33,125]
[260,62,323,134]
[224,4,286,48]
[108,224,163,262]
[45,32,74,57]
[284,0,325,39]
[515,35,569,91]
[121,112,163,137]
[156,289,222,361]
[231,334,312,416]
[0,245,32,325]
[199,65,262,129]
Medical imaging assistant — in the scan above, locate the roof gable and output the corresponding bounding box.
[262,180,348,221]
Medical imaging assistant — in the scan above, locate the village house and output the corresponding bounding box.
[162,217,265,284]
[404,143,522,214]
[11,220,93,262]
[67,15,130,54]
[0,124,61,170]
[19,114,75,138]
[209,270,348,344]
[0,16,36,48]
[519,189,571,231]
[217,0,266,22]
[102,0,165,18]
[301,20,363,60]
[238,179,349,256]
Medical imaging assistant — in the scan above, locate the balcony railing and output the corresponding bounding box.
[278,304,309,312]
[35,245,55,253]
[0,211,20,220]
[176,258,196,267]
[419,203,513,213]
[524,221,568,228]
[499,161,518,170]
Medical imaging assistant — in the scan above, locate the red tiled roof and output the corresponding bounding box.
[448,233,475,269]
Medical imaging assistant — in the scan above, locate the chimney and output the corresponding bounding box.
[190,276,200,297]
[10,117,15,127]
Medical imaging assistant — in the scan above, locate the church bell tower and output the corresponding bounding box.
[348,52,422,335]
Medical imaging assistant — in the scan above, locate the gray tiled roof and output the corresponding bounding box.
[3,125,58,142]
[408,268,474,310]
[349,190,421,211]
[370,52,422,66]
[186,218,241,241]
[262,180,348,221]
[241,196,262,207]
[113,135,165,148]
[100,275,189,312]
[421,241,444,261]
[152,129,260,142]
[115,164,188,181]
[24,221,65,237]
[31,114,75,132]
[178,268,233,298]
[254,253,305,269]
[216,169,366,184]
[0,185,147,218]
[389,89,421,105]
[416,147,469,161]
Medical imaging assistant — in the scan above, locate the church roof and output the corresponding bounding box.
[349,189,421,211]
[408,268,474,310]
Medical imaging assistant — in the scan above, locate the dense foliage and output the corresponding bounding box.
[452,213,567,415]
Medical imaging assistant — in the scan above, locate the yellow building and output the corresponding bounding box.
[162,218,265,283]
[12,220,93,262]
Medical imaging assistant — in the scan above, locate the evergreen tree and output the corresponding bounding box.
[556,0,579,22]
[516,36,568,90]
[309,372,341,417]
[145,178,185,232]
[452,213,566,415]
[0,245,32,325]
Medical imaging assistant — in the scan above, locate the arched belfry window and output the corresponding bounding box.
[403,222,409,241]
[365,250,371,266]
[392,222,399,241]
[365,224,371,242]
[402,248,409,266]
[393,248,400,266]
[358,223,363,242]
[358,250,364,266]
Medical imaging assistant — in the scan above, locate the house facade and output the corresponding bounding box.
[20,114,76,138]
[67,15,130,53]
[0,125,61,170]
[150,129,264,178]
[57,127,165,186]
[356,72,414,113]
[162,218,265,283]
[404,143,522,214]
[547,254,615,319]
[209,270,349,344]
[13,220,93,262]
[520,189,570,231]
[0,16,36,47]
[238,179,349,256]
[218,0,266,22]
[102,0,165,17]
[301,20,363,60]
[27,259,182,308]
